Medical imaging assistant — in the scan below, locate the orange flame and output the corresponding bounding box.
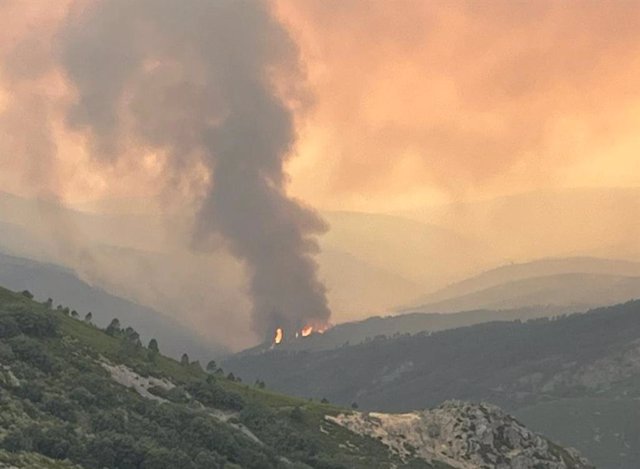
[274,327,283,344]
[299,324,331,337]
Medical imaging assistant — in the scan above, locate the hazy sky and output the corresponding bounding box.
[278,0,640,211]
[2,0,640,213]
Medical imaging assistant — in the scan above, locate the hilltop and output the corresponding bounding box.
[0,285,591,468]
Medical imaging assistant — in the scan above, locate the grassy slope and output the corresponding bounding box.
[0,286,441,469]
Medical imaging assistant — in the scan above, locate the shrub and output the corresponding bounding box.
[21,290,34,300]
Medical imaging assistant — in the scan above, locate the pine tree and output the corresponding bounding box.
[106,318,121,336]
[148,338,159,353]
[21,290,33,300]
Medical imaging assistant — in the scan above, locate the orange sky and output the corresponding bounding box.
[277,0,640,211]
[1,0,640,212]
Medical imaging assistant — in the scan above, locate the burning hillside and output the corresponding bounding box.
[272,323,331,347]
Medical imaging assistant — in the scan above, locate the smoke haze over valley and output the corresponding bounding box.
[1,3,640,468]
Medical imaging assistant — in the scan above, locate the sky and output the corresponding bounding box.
[2,0,640,212]
[1,0,640,349]
[277,0,640,211]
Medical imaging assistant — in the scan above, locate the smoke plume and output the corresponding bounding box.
[59,0,330,339]
[5,0,640,345]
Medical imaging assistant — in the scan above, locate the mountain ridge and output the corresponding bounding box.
[405,256,640,309]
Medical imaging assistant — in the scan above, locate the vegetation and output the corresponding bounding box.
[225,300,640,469]
[515,397,640,469]
[225,301,640,407]
[0,251,222,362]
[0,285,442,469]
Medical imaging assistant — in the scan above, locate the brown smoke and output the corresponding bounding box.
[58,0,330,339]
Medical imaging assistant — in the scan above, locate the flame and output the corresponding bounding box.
[274,324,331,344]
[274,327,283,344]
[299,324,330,338]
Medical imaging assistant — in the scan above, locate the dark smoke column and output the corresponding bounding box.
[60,0,331,339]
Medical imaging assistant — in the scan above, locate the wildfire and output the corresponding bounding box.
[300,324,330,337]
[274,324,330,345]
[274,327,283,344]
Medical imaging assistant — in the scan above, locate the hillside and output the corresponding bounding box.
[270,258,640,353]
[261,307,562,353]
[405,257,640,310]
[224,300,640,468]
[0,286,591,469]
[231,256,640,356]
[402,272,640,314]
[0,252,223,360]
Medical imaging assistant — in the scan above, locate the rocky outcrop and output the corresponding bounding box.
[326,400,593,469]
[101,361,174,402]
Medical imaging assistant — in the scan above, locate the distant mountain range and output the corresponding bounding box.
[3,188,640,326]
[224,300,640,469]
[403,256,640,310]
[403,272,640,314]
[257,257,640,354]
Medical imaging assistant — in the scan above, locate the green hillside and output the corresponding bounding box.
[225,300,640,469]
[0,285,441,469]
